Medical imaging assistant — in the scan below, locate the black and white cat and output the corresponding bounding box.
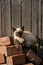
[12,26,37,48]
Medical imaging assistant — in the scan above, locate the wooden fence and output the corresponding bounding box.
[0,0,43,39]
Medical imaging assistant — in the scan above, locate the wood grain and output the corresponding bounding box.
[0,0,43,39]
[22,0,31,31]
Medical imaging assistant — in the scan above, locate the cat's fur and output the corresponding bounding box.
[12,26,37,48]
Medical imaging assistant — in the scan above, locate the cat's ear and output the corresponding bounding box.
[12,27,16,32]
[21,26,24,31]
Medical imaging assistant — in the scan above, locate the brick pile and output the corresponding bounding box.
[0,36,42,65]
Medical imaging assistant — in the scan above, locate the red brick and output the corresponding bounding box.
[0,64,8,65]
[26,49,41,65]
[0,63,12,65]
[0,45,23,56]
[0,64,7,65]
[0,54,5,63]
[0,36,11,46]
[7,54,26,65]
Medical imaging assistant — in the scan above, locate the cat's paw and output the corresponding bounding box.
[19,38,24,44]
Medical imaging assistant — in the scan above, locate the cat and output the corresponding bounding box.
[12,26,37,48]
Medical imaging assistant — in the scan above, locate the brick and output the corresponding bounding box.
[0,45,23,56]
[26,49,41,65]
[23,63,34,65]
[0,36,11,46]
[0,63,15,65]
[0,64,7,65]
[7,54,26,65]
[0,54,5,64]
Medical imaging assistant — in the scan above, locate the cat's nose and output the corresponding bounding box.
[19,32,23,35]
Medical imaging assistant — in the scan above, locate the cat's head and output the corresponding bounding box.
[12,26,24,37]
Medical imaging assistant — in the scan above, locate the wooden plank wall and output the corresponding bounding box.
[0,0,43,39]
[0,0,11,36]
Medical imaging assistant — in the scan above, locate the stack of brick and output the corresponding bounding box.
[0,36,42,65]
[0,36,11,64]
[26,49,42,65]
[0,36,26,65]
